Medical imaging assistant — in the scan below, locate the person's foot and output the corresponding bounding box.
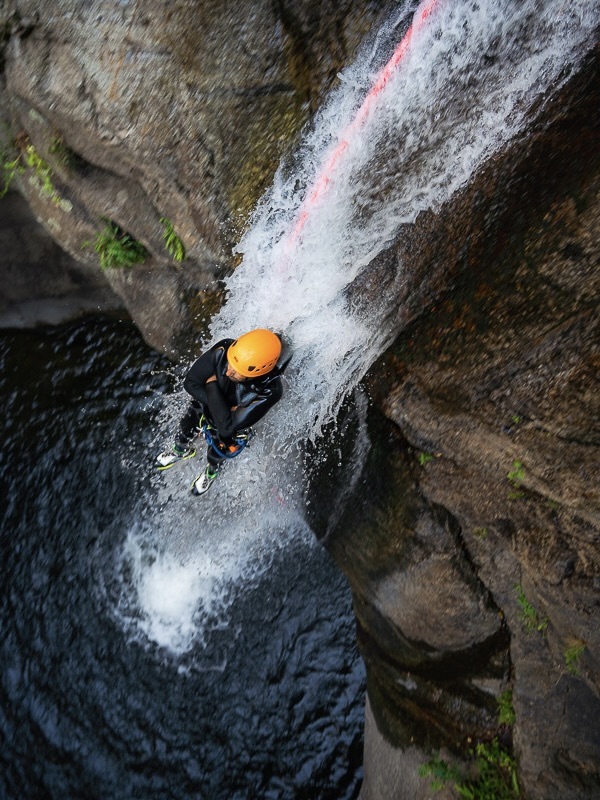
[156,442,196,470]
[191,465,220,495]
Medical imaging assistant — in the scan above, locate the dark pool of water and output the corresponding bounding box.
[0,316,365,799]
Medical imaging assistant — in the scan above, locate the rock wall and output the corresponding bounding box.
[316,51,599,800]
[0,0,393,353]
[1,3,598,799]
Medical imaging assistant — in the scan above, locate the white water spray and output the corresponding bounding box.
[214,0,596,438]
[126,0,597,652]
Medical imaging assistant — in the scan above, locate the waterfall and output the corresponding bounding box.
[213,0,596,439]
[127,0,597,652]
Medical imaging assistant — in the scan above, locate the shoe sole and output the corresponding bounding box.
[190,475,217,495]
[191,482,211,496]
[155,448,197,471]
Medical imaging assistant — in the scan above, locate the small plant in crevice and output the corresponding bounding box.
[507,459,526,499]
[160,216,186,262]
[24,144,55,197]
[564,641,585,676]
[418,451,434,466]
[1,151,21,198]
[419,739,520,799]
[503,414,523,435]
[497,689,516,726]
[514,584,548,635]
[1,135,67,207]
[507,460,525,484]
[86,219,148,270]
[473,526,488,539]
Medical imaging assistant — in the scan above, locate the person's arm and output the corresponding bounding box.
[204,380,236,437]
[183,344,225,404]
[205,378,282,438]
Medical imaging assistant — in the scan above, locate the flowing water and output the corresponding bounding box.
[218,0,597,437]
[1,0,597,797]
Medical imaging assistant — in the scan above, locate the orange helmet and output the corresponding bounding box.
[227,329,282,377]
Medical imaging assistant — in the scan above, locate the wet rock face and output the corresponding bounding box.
[321,55,600,800]
[372,178,600,797]
[320,414,511,755]
[0,0,392,353]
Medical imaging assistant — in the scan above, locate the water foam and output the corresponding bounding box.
[127,0,597,652]
[118,433,311,653]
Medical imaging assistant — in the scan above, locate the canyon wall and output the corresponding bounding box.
[1,3,598,798]
[320,51,600,800]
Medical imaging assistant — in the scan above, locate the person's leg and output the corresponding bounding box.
[190,445,223,495]
[177,401,203,446]
[156,401,202,468]
[206,445,223,473]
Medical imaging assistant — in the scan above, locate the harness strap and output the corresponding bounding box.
[200,416,254,461]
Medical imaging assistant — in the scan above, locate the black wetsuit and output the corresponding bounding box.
[177,339,283,468]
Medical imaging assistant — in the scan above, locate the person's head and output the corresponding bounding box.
[226,329,281,381]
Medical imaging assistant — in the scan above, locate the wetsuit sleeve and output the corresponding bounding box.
[204,382,236,437]
[183,348,221,404]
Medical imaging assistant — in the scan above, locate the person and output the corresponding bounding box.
[156,329,285,495]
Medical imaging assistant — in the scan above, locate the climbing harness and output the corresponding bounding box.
[199,415,254,461]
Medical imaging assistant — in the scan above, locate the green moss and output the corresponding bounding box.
[507,460,525,485]
[507,460,526,500]
[227,93,307,229]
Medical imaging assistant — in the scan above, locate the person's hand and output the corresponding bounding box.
[206,375,217,383]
